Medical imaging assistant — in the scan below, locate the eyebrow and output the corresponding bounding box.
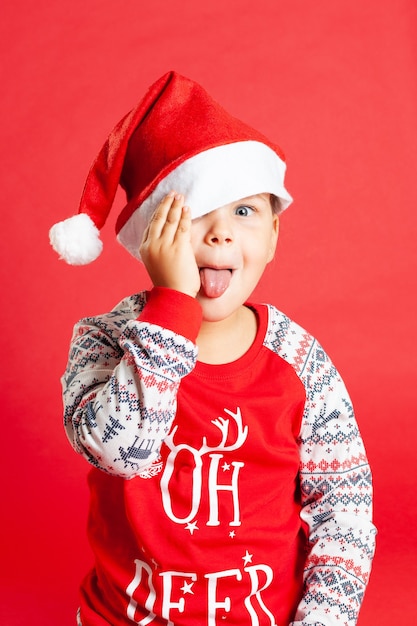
[238,194,269,206]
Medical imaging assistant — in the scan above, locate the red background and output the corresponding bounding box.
[1,1,416,624]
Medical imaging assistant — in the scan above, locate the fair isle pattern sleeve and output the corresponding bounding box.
[264,305,376,626]
[62,293,198,479]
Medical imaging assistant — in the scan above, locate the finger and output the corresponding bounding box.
[146,192,176,239]
[173,205,192,239]
[160,193,185,235]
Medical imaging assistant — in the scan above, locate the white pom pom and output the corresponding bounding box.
[49,214,103,265]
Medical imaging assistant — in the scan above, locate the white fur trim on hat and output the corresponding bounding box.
[49,213,103,265]
[117,140,292,260]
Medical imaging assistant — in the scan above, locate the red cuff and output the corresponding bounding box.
[138,287,202,342]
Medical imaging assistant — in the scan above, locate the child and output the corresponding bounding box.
[50,71,376,626]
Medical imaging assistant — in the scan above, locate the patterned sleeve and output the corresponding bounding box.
[62,291,201,479]
[292,342,376,625]
[265,307,376,626]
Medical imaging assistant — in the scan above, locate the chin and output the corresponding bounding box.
[197,292,246,323]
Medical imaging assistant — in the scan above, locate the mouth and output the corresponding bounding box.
[198,267,234,299]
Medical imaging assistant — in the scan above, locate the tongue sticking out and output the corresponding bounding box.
[199,268,232,298]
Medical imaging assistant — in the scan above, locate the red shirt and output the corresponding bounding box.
[62,290,375,625]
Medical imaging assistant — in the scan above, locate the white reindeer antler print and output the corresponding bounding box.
[200,408,248,454]
[163,408,248,457]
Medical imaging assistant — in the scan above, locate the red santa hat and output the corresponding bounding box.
[49,71,293,265]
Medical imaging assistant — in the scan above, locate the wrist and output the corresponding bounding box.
[139,287,202,342]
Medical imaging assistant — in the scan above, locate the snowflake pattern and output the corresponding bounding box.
[62,293,198,478]
[264,305,376,625]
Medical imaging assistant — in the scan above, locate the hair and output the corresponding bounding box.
[270,194,283,215]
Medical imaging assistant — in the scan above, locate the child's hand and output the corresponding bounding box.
[140,192,201,298]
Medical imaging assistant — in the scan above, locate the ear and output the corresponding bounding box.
[266,214,279,263]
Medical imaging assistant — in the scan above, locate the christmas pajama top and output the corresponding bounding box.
[62,287,376,626]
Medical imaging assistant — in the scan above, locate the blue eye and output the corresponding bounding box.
[234,205,254,217]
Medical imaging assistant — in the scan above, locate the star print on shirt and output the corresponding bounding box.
[180,581,194,595]
[242,550,253,565]
[185,521,199,535]
[222,462,231,471]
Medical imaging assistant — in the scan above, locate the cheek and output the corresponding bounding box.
[189,226,202,255]
[245,234,276,264]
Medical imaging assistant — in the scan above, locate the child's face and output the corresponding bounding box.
[190,193,279,322]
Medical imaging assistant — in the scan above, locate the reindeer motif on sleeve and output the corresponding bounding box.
[116,436,157,470]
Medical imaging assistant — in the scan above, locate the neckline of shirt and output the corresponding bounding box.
[193,303,268,379]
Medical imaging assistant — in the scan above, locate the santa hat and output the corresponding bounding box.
[49,71,292,265]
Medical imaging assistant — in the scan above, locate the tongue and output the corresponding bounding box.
[200,268,231,298]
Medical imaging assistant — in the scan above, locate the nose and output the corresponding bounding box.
[204,209,233,245]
